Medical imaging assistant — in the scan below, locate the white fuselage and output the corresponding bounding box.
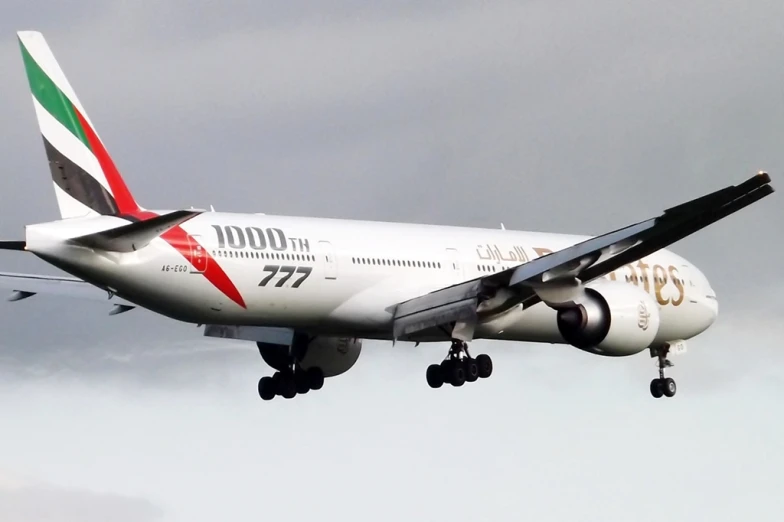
[24,211,719,345]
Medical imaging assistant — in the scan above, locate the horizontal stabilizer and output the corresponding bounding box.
[0,241,26,251]
[8,290,35,301]
[109,304,135,315]
[70,210,202,252]
[0,271,132,305]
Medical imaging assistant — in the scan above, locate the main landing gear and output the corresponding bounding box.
[255,343,325,401]
[426,340,493,388]
[258,367,325,400]
[650,345,676,399]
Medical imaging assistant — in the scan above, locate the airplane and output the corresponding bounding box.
[0,31,774,401]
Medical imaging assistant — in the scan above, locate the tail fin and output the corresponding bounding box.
[17,31,140,219]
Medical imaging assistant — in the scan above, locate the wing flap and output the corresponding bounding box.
[393,297,478,340]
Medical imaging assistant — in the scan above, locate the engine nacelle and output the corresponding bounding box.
[298,336,362,377]
[556,281,660,356]
[258,334,362,377]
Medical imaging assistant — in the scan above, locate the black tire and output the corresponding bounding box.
[476,354,493,378]
[650,378,664,398]
[294,371,310,394]
[278,374,297,399]
[306,367,325,391]
[426,364,444,388]
[450,363,466,387]
[258,376,276,401]
[464,359,479,382]
[440,359,452,375]
[663,377,677,398]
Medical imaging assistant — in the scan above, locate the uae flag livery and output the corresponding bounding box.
[17,31,246,309]
[18,31,138,218]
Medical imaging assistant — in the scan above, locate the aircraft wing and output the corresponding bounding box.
[392,172,774,340]
[0,271,134,311]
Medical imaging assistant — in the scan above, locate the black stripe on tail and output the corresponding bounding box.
[43,137,119,215]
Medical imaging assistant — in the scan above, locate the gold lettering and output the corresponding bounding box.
[623,264,638,285]
[653,264,669,305]
[476,245,492,261]
[668,265,684,306]
[533,247,553,258]
[636,259,650,293]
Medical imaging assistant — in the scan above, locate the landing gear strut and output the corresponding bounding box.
[426,340,493,388]
[650,345,676,399]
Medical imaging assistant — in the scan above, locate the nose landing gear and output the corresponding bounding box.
[650,345,676,398]
[426,340,493,388]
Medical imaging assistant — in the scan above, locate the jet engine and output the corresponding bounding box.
[258,334,362,377]
[556,281,660,356]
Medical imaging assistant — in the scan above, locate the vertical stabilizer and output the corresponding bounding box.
[17,31,140,219]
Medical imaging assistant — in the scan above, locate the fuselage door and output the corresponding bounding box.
[319,240,337,280]
[188,234,208,273]
[445,248,463,280]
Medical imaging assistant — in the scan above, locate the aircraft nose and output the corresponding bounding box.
[694,267,718,329]
[704,292,719,323]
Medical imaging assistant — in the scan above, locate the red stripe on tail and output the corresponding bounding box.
[74,108,139,214]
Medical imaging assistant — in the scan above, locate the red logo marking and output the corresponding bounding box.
[132,210,246,309]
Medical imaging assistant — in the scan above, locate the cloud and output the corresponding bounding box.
[0,2,782,521]
[0,471,163,522]
[1,1,780,240]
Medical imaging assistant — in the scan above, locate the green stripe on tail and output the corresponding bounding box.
[18,39,89,149]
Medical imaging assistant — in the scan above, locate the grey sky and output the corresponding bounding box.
[0,1,782,521]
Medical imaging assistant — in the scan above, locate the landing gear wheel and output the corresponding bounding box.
[440,359,453,375]
[650,378,664,399]
[651,344,677,399]
[662,377,677,397]
[476,354,493,378]
[450,364,466,387]
[277,373,297,399]
[425,340,494,389]
[464,359,479,382]
[258,376,276,401]
[426,364,444,388]
[294,371,310,394]
[257,342,328,401]
[306,367,325,391]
